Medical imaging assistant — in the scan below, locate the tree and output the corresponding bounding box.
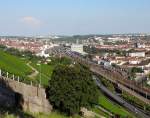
[46,64,98,115]
[48,56,72,66]
[131,67,143,73]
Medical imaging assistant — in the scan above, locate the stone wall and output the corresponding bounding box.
[0,76,52,113]
[0,85,16,107]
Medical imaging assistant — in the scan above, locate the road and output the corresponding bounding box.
[63,50,150,104]
[93,76,150,118]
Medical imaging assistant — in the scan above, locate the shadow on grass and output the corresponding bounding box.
[0,106,34,118]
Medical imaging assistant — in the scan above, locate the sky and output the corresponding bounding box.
[0,0,150,36]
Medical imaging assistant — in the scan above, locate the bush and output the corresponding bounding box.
[46,64,98,115]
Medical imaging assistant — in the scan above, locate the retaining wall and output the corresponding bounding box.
[0,76,52,113]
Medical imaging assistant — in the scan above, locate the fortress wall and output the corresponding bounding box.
[0,76,52,113]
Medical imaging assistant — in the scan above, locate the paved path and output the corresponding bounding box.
[27,62,39,78]
[95,105,113,117]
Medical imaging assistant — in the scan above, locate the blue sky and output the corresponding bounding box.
[0,0,150,36]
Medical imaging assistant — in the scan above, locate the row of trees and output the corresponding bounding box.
[0,44,43,60]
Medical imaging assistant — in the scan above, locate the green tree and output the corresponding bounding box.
[48,56,72,66]
[46,64,98,115]
[131,67,143,73]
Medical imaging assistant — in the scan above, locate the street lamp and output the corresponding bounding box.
[130,78,133,90]
[37,63,41,86]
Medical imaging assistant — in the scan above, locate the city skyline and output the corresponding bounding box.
[0,0,150,36]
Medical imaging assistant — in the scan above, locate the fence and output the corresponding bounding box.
[0,69,41,87]
[0,68,52,113]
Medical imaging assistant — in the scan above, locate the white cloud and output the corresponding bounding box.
[20,16,42,27]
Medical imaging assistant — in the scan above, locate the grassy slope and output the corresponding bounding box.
[98,93,134,118]
[29,112,68,118]
[0,50,54,86]
[0,50,32,78]
[92,107,109,117]
[2,112,81,118]
[1,113,67,118]
[30,61,54,86]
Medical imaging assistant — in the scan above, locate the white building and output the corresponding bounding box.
[36,43,58,58]
[129,60,141,65]
[134,43,145,48]
[36,50,49,58]
[129,52,145,57]
[71,44,87,55]
[147,80,150,86]
[100,60,112,67]
[108,37,130,42]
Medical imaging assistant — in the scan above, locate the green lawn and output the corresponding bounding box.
[0,49,54,86]
[0,50,32,78]
[31,112,68,118]
[98,93,135,118]
[92,107,109,117]
[2,113,67,118]
[30,61,54,86]
[2,112,81,118]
